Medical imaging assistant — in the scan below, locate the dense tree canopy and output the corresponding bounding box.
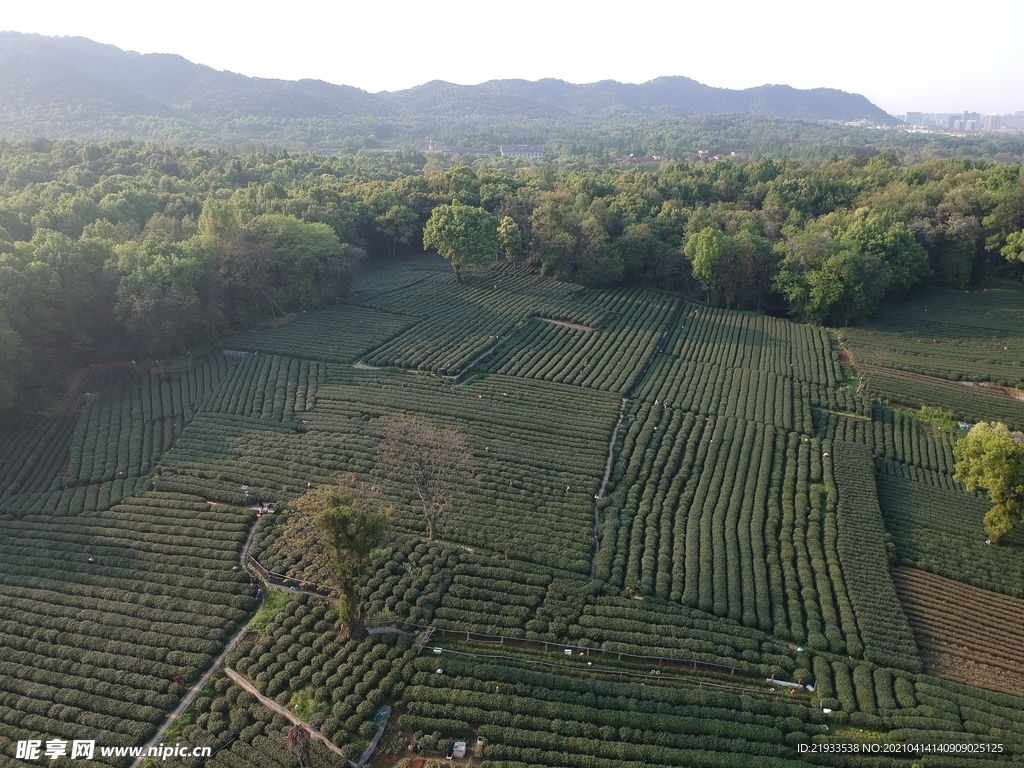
[0,138,1022,419]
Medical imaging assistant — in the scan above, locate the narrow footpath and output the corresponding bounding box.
[222,668,349,761]
[590,397,628,578]
[130,514,264,768]
[589,307,681,579]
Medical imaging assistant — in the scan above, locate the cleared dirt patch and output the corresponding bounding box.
[892,567,1024,696]
[538,317,595,331]
[919,649,1024,701]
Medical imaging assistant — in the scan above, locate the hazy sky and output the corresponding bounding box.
[4,0,1023,115]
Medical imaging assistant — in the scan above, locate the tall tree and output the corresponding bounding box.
[375,204,419,258]
[497,215,523,265]
[1001,230,1024,279]
[422,202,498,282]
[293,486,388,629]
[954,421,1024,544]
[375,415,472,540]
[114,239,219,357]
[684,226,724,302]
[243,214,352,310]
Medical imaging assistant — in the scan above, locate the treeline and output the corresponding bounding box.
[0,138,1022,416]
[6,95,1024,164]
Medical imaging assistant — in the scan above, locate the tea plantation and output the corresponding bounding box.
[1,261,1023,767]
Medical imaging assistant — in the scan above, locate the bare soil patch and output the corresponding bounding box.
[892,567,1024,696]
[919,648,1024,699]
[538,317,595,331]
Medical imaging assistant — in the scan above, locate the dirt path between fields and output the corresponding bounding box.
[586,307,681,578]
[858,363,1024,401]
[222,668,350,760]
[130,515,262,768]
[590,398,628,579]
[539,317,595,331]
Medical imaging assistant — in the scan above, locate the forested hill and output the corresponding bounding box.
[382,77,894,123]
[0,32,895,143]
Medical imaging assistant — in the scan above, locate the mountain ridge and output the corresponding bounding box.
[0,31,898,142]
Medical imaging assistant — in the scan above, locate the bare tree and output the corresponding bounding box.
[375,415,472,540]
[286,724,311,767]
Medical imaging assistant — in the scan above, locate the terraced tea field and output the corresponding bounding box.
[841,288,1024,388]
[2,262,1023,768]
[842,287,1024,428]
[0,493,255,763]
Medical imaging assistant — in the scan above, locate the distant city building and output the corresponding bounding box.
[898,110,1023,135]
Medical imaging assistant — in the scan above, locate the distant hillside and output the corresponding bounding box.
[0,32,897,146]
[392,76,894,123]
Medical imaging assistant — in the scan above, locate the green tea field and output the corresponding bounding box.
[1,260,1023,768]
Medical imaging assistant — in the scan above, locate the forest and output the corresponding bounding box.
[0,137,1022,418]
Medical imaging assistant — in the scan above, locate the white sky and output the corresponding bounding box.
[3,0,1023,115]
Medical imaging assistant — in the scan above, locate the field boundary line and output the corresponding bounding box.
[130,511,262,768]
[222,667,353,763]
[859,364,1024,401]
[592,397,628,578]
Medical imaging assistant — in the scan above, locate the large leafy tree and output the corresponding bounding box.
[615,223,663,285]
[954,422,1024,543]
[529,197,621,286]
[423,202,499,282]
[497,215,523,265]
[375,204,419,258]
[243,214,352,310]
[684,226,723,302]
[774,208,928,325]
[294,485,389,630]
[1001,230,1024,278]
[840,209,930,298]
[774,231,884,325]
